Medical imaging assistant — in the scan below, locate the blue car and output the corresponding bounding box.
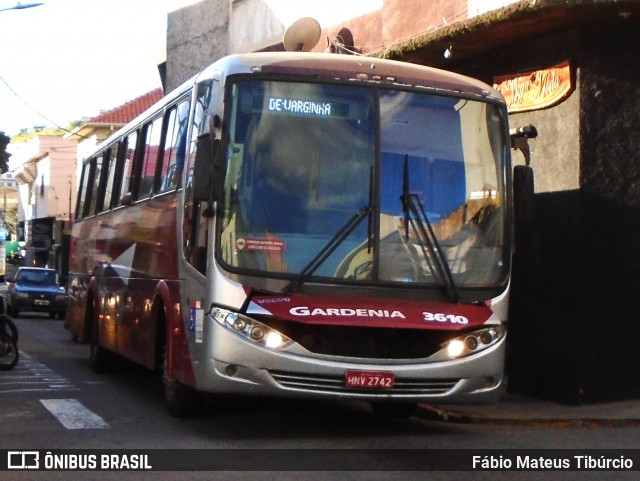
[7,267,67,319]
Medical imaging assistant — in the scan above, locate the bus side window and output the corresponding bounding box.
[119,131,138,205]
[102,145,119,211]
[159,98,189,193]
[76,160,93,220]
[110,140,126,207]
[87,154,103,216]
[94,148,111,213]
[136,115,163,200]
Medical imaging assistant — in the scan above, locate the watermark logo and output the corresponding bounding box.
[8,451,39,470]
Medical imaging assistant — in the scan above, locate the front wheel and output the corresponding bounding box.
[0,332,19,370]
[89,337,113,373]
[0,314,18,344]
[164,378,206,417]
[160,342,205,417]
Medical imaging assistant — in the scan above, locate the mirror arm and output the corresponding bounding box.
[510,124,538,167]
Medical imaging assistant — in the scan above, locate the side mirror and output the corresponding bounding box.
[510,124,538,140]
[513,165,535,242]
[510,125,537,243]
[510,124,538,167]
[193,132,214,202]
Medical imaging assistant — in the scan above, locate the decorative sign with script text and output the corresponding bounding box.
[493,61,573,113]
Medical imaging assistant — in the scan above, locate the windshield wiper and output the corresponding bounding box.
[400,155,460,303]
[284,205,372,294]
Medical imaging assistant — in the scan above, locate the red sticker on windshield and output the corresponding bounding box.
[236,237,285,253]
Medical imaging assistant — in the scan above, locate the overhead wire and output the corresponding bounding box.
[0,73,90,139]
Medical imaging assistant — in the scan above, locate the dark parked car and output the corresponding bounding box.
[7,267,67,319]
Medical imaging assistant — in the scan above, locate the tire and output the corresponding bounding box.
[164,378,205,417]
[151,299,207,417]
[0,314,18,344]
[89,339,113,374]
[160,342,205,417]
[89,319,113,373]
[87,295,111,373]
[0,331,19,370]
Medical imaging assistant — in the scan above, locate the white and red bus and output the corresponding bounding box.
[66,52,522,416]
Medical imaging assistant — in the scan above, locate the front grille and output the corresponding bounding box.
[258,319,453,359]
[33,294,56,301]
[269,370,459,395]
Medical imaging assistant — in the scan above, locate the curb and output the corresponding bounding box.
[415,404,640,428]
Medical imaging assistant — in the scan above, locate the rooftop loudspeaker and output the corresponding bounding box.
[283,17,321,52]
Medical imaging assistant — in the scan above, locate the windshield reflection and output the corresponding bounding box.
[219,80,508,291]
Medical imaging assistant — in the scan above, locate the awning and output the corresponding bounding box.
[371,0,640,69]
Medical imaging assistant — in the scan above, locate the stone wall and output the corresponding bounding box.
[461,23,640,403]
[166,0,229,92]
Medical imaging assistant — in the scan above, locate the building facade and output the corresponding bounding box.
[11,135,78,267]
[0,172,18,238]
[8,89,164,270]
[164,0,520,92]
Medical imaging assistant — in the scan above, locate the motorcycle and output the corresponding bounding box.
[0,314,18,370]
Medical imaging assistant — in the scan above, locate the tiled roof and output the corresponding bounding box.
[88,88,164,125]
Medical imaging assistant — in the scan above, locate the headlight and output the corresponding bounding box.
[55,295,66,300]
[212,307,292,350]
[17,292,30,299]
[443,325,505,359]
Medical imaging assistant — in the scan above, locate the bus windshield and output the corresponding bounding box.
[219,79,508,292]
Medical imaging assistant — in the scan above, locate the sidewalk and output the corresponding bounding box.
[416,392,640,427]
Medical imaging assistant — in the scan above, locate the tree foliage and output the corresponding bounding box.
[0,131,10,174]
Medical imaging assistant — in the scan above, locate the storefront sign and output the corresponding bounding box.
[493,61,573,113]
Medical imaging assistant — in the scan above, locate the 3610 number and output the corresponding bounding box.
[422,312,469,324]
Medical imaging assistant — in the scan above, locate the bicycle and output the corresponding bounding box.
[0,314,18,370]
[0,314,18,344]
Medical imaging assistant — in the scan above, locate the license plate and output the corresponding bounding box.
[34,300,50,306]
[345,370,395,389]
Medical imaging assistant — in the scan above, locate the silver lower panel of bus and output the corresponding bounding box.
[195,315,505,404]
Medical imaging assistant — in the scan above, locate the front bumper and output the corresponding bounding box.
[194,315,505,404]
[13,295,66,313]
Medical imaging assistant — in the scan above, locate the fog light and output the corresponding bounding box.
[447,339,465,358]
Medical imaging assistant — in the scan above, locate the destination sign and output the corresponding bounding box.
[268,97,332,116]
